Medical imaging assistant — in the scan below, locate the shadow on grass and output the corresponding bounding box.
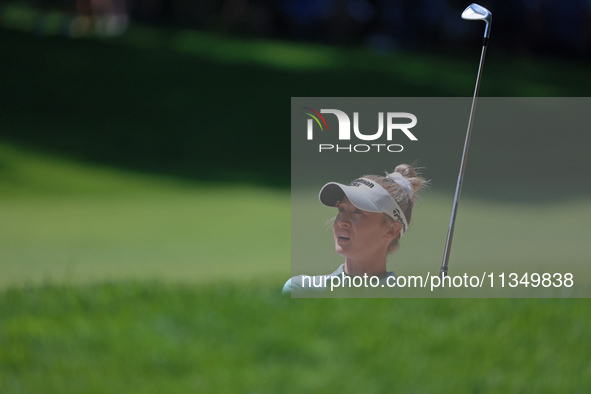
[1,27,590,200]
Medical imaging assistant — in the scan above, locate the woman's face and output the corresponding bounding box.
[333,196,395,260]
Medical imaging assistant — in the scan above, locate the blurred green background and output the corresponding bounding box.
[1,1,591,392]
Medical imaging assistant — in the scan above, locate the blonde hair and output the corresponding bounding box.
[364,163,429,254]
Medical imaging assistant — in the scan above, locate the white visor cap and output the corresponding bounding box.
[319,177,409,236]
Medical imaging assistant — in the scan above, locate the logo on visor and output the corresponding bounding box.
[350,178,375,188]
[392,208,407,232]
[304,108,418,153]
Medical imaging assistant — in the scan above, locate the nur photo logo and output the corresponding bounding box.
[303,107,418,153]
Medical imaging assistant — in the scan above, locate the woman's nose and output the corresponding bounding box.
[336,214,351,227]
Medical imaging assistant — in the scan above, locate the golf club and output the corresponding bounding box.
[439,3,492,278]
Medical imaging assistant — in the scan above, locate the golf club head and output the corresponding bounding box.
[462,3,492,39]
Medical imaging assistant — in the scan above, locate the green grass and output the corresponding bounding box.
[1,23,590,189]
[2,136,589,392]
[1,21,590,392]
[1,142,587,390]
[4,143,590,294]
[0,143,289,289]
[2,282,591,393]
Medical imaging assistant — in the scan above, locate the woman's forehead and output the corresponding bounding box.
[337,198,383,217]
[336,196,352,206]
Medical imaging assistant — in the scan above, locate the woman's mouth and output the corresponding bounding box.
[337,235,350,244]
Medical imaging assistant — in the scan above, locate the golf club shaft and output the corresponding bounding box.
[439,43,488,278]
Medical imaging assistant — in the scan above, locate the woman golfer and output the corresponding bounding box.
[283,163,427,295]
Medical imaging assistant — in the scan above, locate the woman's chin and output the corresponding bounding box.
[334,245,347,257]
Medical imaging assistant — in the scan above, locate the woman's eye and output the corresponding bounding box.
[355,209,363,214]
